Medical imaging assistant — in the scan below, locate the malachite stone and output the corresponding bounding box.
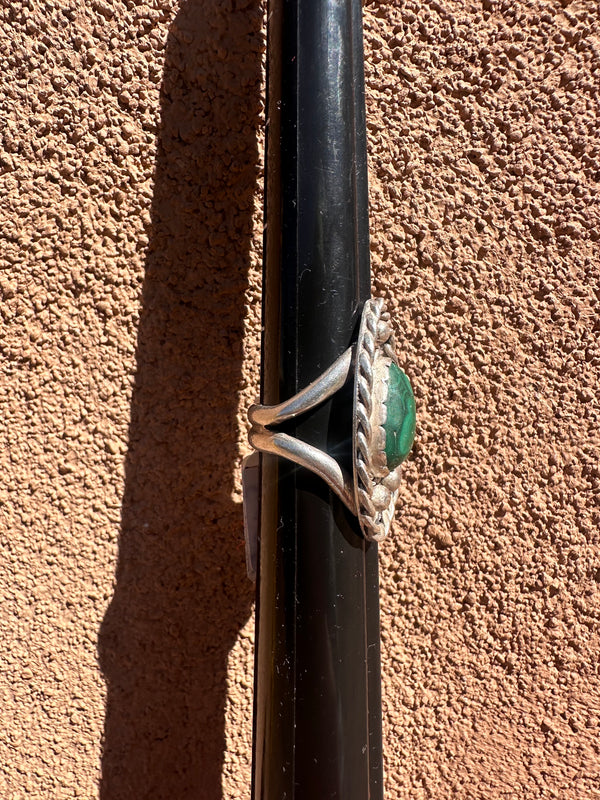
[383,362,416,470]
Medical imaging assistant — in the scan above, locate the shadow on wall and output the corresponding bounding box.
[98,2,262,797]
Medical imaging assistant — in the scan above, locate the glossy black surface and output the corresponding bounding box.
[252,1,382,797]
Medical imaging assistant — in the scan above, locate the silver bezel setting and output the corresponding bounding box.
[353,298,401,542]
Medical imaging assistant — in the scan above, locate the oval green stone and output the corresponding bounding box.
[383,362,416,470]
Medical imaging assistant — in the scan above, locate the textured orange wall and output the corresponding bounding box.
[1,1,599,798]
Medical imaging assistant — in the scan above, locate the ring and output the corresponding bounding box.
[248,298,416,541]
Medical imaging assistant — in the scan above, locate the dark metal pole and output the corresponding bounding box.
[252,0,382,797]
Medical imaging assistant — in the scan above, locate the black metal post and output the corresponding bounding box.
[252,0,383,797]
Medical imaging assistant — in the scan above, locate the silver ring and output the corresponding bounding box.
[248,298,416,541]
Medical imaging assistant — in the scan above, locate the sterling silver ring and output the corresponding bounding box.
[248,298,416,541]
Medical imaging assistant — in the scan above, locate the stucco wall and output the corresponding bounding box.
[1,1,599,798]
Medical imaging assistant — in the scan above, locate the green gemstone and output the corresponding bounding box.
[383,362,416,470]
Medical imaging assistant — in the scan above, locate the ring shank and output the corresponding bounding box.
[249,347,353,428]
[249,428,356,514]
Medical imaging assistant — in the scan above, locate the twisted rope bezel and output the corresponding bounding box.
[352,299,401,542]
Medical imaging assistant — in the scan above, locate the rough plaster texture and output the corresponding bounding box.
[1,0,599,798]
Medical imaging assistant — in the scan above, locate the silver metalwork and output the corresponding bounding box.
[248,298,405,541]
[351,297,401,541]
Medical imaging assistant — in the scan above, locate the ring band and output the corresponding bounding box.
[248,298,416,541]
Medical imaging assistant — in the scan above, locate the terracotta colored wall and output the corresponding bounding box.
[1,1,598,798]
